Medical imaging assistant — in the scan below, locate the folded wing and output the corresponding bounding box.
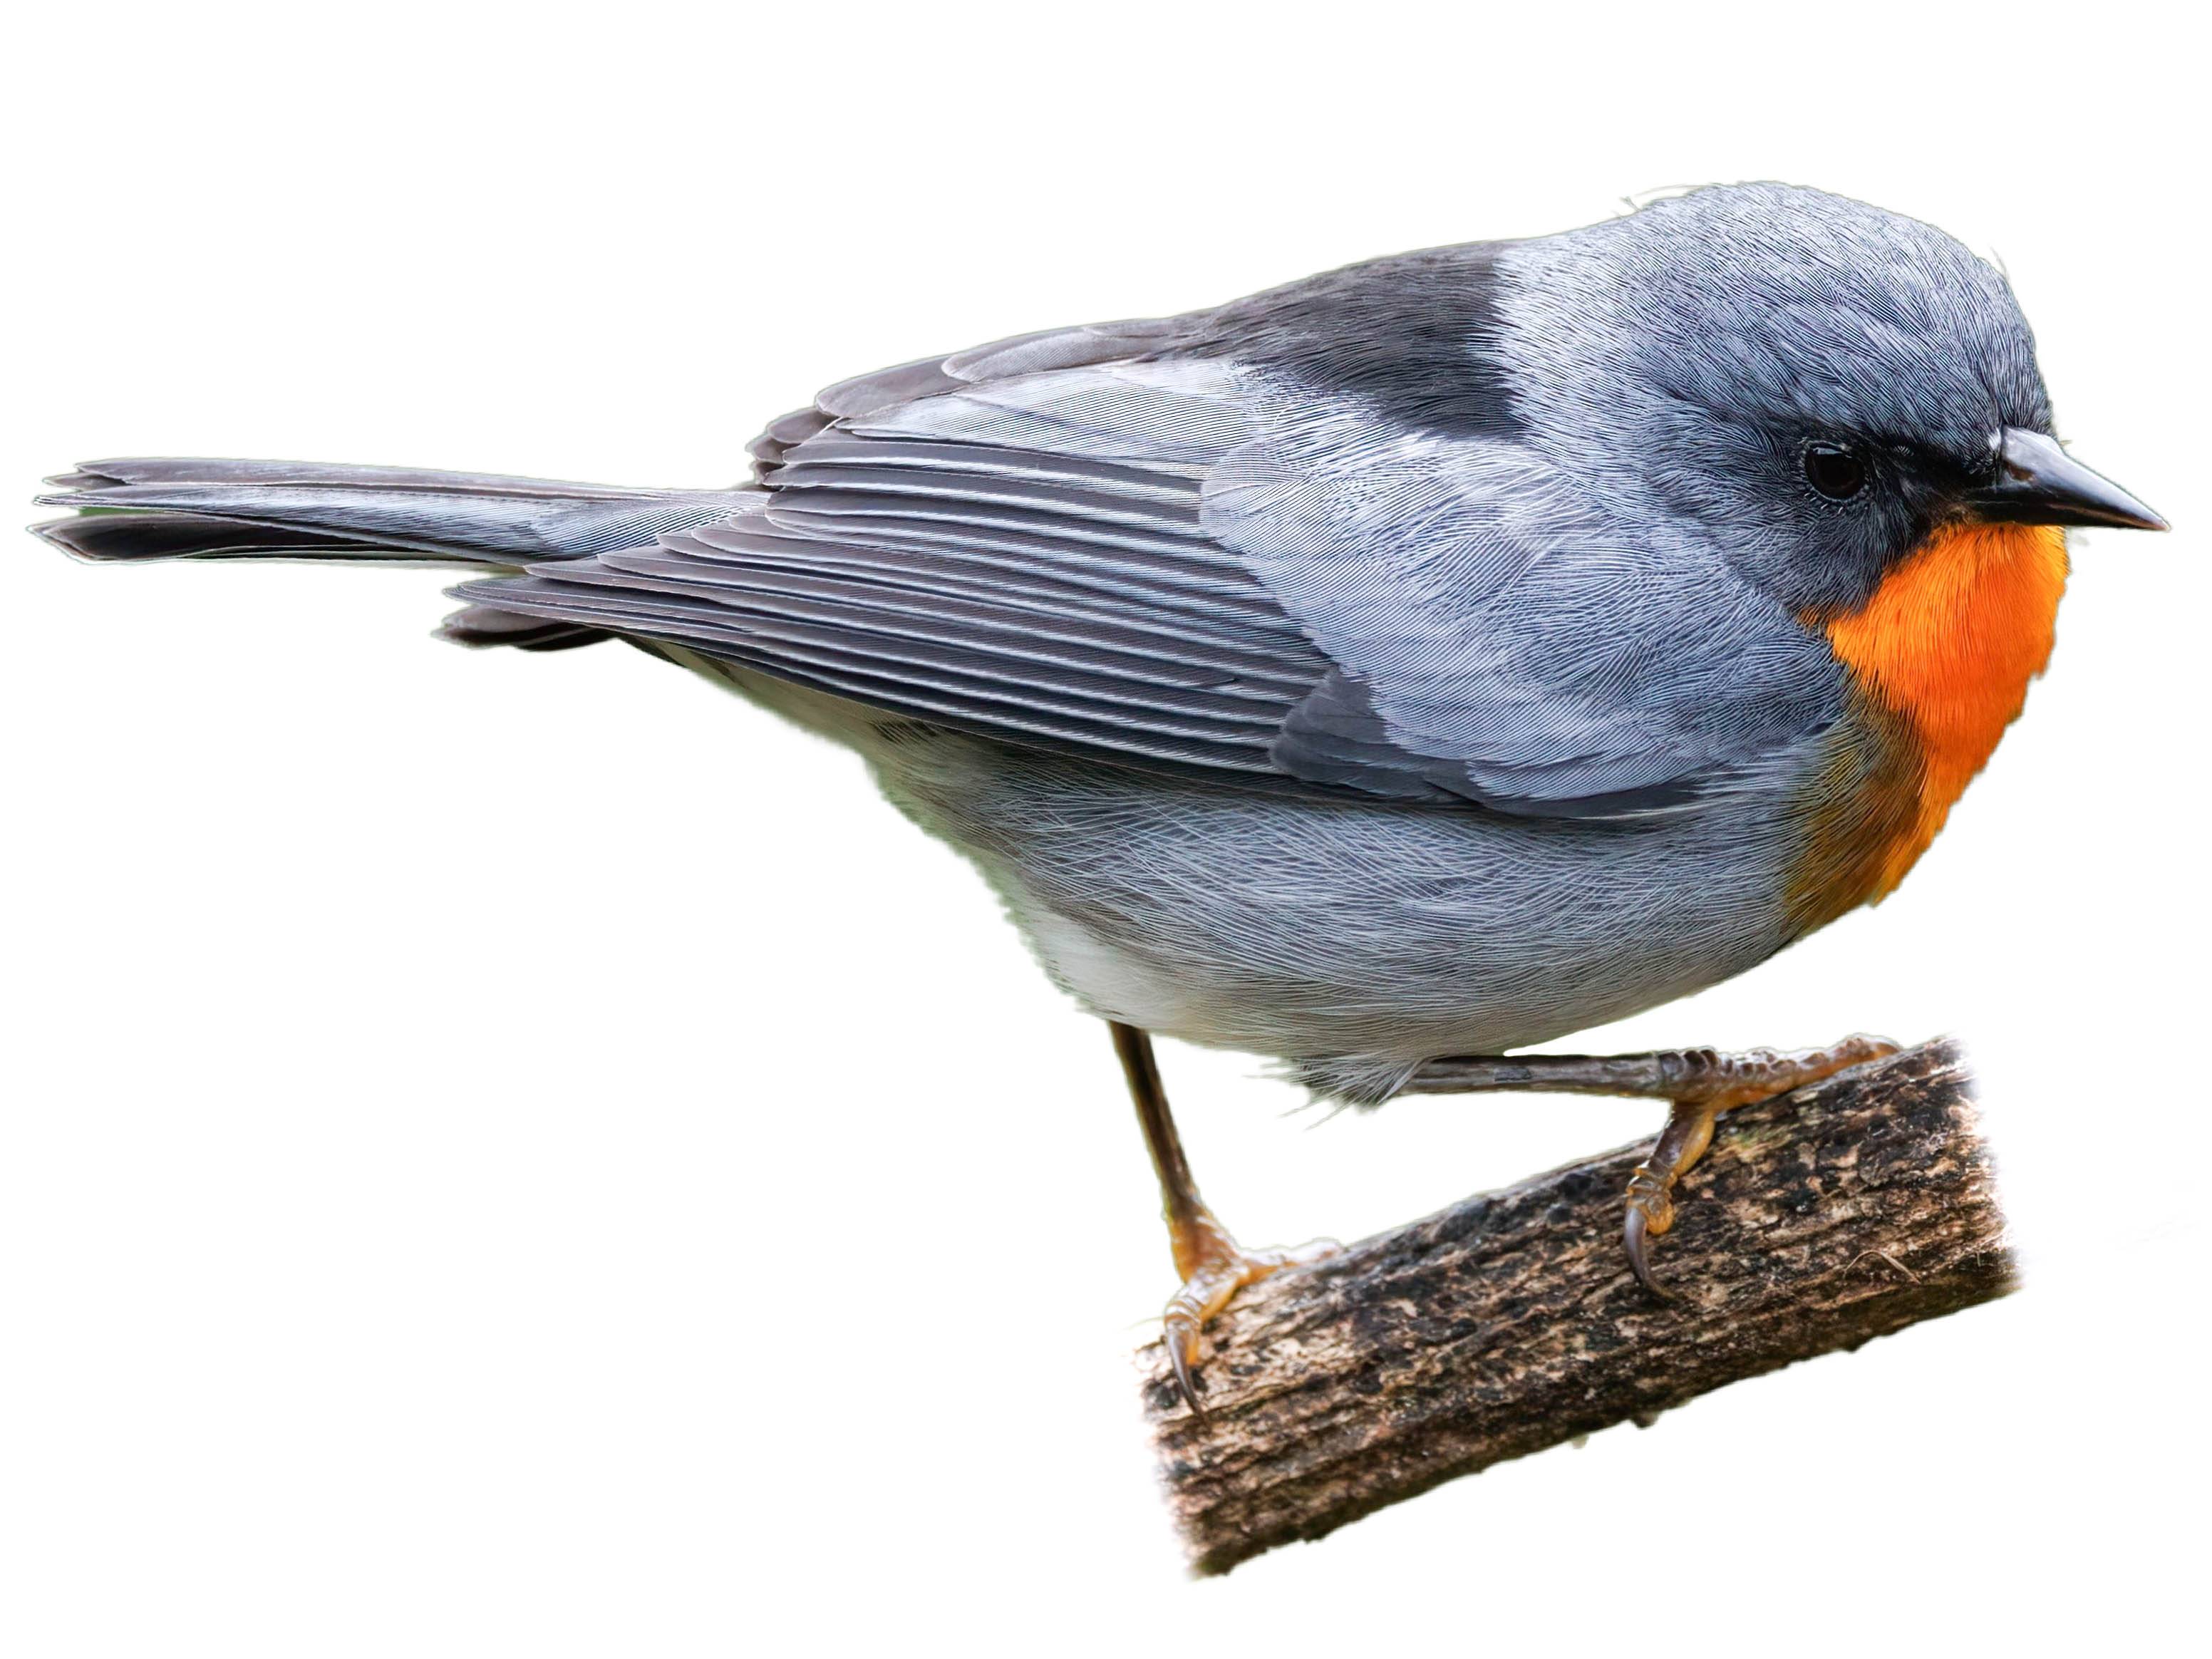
[458,291,1842,815]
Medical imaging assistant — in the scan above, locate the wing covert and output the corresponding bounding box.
[1203,416,1846,813]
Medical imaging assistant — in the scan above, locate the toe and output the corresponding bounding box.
[1158,1237,1335,1412]
[1247,1236,1343,1274]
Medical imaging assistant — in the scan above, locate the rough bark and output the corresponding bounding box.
[1139,1038,2012,1575]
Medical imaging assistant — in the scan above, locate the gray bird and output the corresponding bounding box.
[33,182,2166,1407]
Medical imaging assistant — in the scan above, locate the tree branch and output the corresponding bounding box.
[1139,1038,2012,1575]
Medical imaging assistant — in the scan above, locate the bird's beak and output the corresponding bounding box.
[1968,428,2168,531]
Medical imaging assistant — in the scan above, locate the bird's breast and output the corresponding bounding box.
[1788,522,2069,931]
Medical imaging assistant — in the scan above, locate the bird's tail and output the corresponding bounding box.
[31,458,750,649]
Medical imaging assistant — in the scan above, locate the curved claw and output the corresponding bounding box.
[1163,1318,1206,1417]
[1157,1234,1340,1415]
[1623,1202,1673,1301]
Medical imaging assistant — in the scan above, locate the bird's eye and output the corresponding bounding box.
[1802,440,1868,501]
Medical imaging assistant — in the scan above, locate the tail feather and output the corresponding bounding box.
[34,510,403,564]
[33,458,752,567]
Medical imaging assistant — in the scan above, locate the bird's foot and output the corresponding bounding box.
[1162,1206,1338,1414]
[1621,1034,1901,1296]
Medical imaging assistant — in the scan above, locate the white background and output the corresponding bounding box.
[4,4,2203,1653]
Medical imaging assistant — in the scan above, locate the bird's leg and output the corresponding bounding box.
[1111,1021,1338,1412]
[1400,1035,1899,1296]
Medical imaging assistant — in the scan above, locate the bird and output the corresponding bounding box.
[32,182,2166,1410]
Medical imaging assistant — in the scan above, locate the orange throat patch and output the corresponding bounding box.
[1814,522,2069,907]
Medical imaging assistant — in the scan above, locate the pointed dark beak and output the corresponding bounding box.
[1968,428,2168,531]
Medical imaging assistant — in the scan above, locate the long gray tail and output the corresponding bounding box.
[33,458,750,650]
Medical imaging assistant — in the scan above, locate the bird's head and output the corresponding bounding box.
[1494,182,2166,616]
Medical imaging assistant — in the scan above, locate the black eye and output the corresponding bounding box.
[1802,440,1868,501]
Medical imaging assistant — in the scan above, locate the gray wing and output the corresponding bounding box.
[459,278,1841,814]
[464,324,1339,780]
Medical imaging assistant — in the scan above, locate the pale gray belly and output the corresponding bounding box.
[663,655,1809,1102]
[849,716,1809,1103]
